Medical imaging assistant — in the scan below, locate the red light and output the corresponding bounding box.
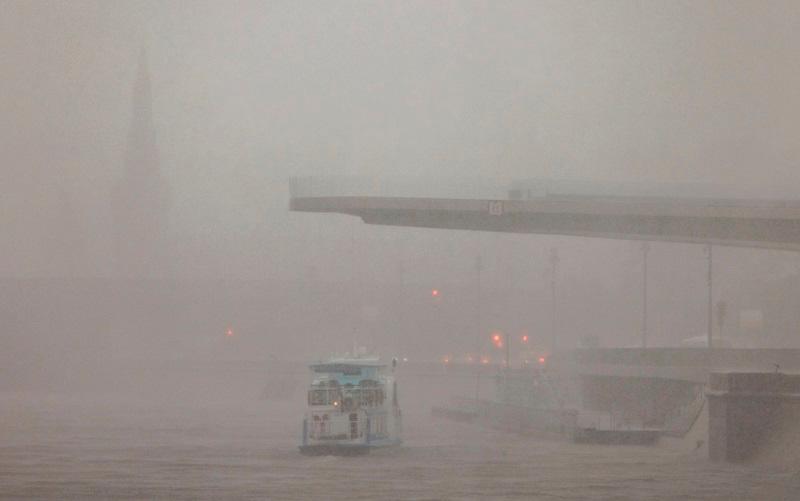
[431,289,440,297]
[442,356,450,364]
[538,356,546,364]
[492,332,503,348]
[522,335,529,342]
[225,328,234,337]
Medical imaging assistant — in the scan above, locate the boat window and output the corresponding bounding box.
[362,389,375,406]
[309,386,342,406]
[356,380,384,407]
[309,390,321,405]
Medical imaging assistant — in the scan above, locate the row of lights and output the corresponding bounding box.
[432,289,546,365]
[492,331,530,347]
[442,354,545,365]
[442,331,545,366]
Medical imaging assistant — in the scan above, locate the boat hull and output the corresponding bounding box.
[299,440,401,456]
[299,444,371,456]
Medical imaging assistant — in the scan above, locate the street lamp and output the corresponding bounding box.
[549,248,559,353]
[474,255,483,403]
[641,242,650,349]
[716,300,727,340]
[705,244,713,351]
[491,331,510,370]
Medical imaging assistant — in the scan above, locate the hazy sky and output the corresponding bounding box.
[3,0,800,279]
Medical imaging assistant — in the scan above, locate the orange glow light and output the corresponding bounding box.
[492,333,501,342]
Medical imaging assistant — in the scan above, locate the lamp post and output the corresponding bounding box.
[550,248,559,353]
[491,332,510,369]
[706,244,713,351]
[474,255,483,403]
[506,333,510,370]
[641,242,650,349]
[716,300,727,341]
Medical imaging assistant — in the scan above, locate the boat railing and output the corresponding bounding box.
[307,386,386,408]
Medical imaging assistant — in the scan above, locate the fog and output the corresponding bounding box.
[3,1,800,498]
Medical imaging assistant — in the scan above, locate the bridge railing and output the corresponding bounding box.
[289,176,512,200]
[289,176,800,206]
[572,347,800,370]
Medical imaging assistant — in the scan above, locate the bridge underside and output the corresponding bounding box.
[291,188,800,437]
[562,347,800,383]
[566,348,800,431]
[291,196,800,250]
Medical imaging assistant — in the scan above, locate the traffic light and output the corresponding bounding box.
[491,332,503,348]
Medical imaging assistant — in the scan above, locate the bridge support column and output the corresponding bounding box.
[707,372,800,461]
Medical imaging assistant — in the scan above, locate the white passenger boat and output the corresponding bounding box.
[299,354,402,455]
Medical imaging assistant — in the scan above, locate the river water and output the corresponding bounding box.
[2,364,799,500]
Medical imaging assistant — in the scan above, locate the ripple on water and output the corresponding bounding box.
[1,393,798,500]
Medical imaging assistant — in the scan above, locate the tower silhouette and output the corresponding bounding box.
[113,50,170,277]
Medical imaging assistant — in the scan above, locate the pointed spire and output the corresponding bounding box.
[125,47,158,178]
[132,47,153,130]
[112,48,170,278]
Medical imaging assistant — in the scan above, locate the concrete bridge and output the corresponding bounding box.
[561,347,800,384]
[289,178,800,456]
[290,177,800,250]
[556,348,800,433]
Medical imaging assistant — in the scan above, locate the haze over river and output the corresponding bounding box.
[1,362,798,500]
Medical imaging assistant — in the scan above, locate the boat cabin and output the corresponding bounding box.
[301,357,401,453]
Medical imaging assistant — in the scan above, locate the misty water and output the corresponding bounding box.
[6,1,800,499]
[1,362,797,500]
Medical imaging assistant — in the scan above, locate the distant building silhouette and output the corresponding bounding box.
[112,50,170,277]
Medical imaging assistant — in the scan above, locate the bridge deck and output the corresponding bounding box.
[290,194,800,250]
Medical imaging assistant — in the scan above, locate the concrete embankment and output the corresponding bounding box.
[707,372,800,463]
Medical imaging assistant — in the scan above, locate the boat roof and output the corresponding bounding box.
[309,356,385,370]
